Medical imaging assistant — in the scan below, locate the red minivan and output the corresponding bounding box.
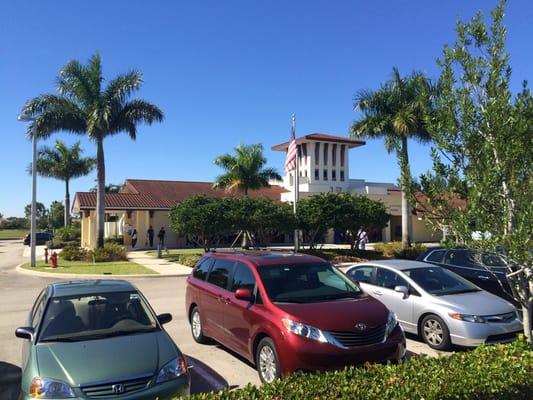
[185,251,406,383]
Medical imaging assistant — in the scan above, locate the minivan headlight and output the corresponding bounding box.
[29,377,75,398]
[449,313,486,323]
[385,312,398,337]
[156,355,188,383]
[282,318,327,343]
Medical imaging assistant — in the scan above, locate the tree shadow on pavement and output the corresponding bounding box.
[185,355,236,394]
[0,362,21,400]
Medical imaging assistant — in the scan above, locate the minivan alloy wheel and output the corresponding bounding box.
[259,346,277,383]
[190,307,208,344]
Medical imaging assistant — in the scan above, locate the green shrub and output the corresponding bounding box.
[300,248,384,263]
[55,226,81,242]
[177,254,201,267]
[46,239,79,249]
[180,339,532,400]
[373,242,427,260]
[59,244,88,261]
[87,242,127,262]
[105,236,124,245]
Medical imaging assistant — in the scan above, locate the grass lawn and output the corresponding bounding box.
[0,229,27,240]
[21,260,157,275]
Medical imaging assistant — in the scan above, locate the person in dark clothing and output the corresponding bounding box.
[157,227,166,248]
[131,229,138,248]
[147,226,154,247]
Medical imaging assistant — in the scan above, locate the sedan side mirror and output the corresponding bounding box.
[235,288,253,302]
[157,313,172,325]
[15,327,34,340]
[394,285,409,299]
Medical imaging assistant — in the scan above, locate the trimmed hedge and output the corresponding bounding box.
[60,243,127,262]
[182,339,532,400]
[177,254,201,267]
[373,242,427,260]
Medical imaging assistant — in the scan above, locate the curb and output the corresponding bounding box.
[15,264,190,279]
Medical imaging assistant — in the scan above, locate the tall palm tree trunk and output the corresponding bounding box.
[95,138,106,248]
[64,179,70,227]
[399,137,412,249]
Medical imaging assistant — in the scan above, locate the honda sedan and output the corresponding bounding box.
[345,260,522,350]
[16,280,190,399]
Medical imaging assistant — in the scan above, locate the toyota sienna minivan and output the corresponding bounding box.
[185,251,406,383]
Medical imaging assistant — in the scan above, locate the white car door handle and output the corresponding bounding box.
[373,290,383,296]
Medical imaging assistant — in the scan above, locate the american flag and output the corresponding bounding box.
[284,122,297,173]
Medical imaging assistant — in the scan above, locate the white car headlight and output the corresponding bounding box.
[449,313,486,323]
[156,354,188,384]
[385,311,398,337]
[29,377,75,398]
[282,318,327,343]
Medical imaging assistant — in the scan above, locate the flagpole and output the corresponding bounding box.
[292,113,299,252]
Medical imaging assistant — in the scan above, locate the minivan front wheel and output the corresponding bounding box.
[190,307,208,344]
[421,314,451,350]
[256,337,280,384]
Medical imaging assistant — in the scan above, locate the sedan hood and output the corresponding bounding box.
[35,331,177,387]
[436,290,516,315]
[275,294,389,331]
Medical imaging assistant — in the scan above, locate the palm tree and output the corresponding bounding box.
[213,144,282,195]
[29,140,95,226]
[351,68,431,248]
[21,53,164,247]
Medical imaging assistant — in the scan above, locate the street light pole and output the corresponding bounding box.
[18,114,37,268]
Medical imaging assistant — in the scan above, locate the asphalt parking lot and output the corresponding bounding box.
[0,240,445,400]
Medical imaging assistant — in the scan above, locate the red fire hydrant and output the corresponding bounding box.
[50,252,58,268]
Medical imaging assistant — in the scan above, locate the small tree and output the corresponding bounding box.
[24,202,48,230]
[331,193,389,251]
[169,196,236,251]
[49,201,65,230]
[296,194,337,248]
[414,0,532,343]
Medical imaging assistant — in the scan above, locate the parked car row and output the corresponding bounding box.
[16,249,521,399]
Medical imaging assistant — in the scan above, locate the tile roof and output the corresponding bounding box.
[73,179,287,210]
[272,133,365,151]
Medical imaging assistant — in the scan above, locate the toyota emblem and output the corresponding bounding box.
[112,384,125,394]
[355,322,367,331]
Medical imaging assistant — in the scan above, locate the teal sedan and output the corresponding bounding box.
[16,280,190,399]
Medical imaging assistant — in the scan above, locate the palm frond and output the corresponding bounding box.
[104,70,143,105]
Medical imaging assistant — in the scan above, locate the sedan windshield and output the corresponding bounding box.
[258,263,361,303]
[39,291,158,342]
[404,267,480,296]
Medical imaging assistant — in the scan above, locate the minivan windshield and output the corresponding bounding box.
[38,291,158,342]
[404,267,481,296]
[258,263,362,303]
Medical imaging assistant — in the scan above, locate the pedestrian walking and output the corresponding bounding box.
[157,227,166,249]
[357,228,368,250]
[131,229,138,249]
[147,226,154,247]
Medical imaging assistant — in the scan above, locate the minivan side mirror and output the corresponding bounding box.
[394,285,409,299]
[15,327,34,340]
[157,313,172,325]
[235,288,253,302]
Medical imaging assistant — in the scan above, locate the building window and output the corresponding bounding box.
[340,145,346,166]
[340,170,345,181]
[305,170,308,177]
[332,144,337,166]
[323,143,329,165]
[289,174,293,186]
[323,169,328,181]
[330,186,334,192]
[315,143,320,165]
[336,187,342,192]
[302,143,307,158]
[315,169,319,180]
[332,170,337,181]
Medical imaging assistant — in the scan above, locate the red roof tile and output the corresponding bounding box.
[73,180,287,210]
[272,133,365,151]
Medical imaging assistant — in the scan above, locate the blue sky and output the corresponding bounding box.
[1,0,531,217]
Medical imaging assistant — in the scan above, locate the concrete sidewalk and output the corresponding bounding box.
[127,251,192,276]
